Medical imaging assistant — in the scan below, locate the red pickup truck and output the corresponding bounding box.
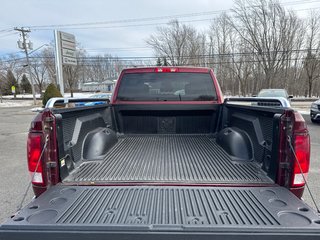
[1,67,320,239]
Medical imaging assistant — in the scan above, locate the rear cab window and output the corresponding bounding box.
[117,72,217,101]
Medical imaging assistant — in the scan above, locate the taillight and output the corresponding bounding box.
[292,133,310,187]
[27,133,45,185]
[291,112,310,188]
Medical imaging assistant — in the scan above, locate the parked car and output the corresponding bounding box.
[310,99,320,123]
[75,93,112,106]
[254,89,293,107]
[257,89,292,99]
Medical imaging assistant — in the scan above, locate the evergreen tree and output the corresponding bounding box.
[20,74,32,94]
[0,77,4,96]
[4,70,19,96]
[156,57,162,66]
[42,83,62,106]
[163,57,168,66]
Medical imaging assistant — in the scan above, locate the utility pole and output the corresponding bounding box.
[15,27,37,105]
[54,30,65,96]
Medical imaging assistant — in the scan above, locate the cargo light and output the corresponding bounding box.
[155,68,178,73]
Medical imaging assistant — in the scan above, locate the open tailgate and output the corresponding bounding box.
[1,185,320,240]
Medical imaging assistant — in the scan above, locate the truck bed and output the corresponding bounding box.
[65,134,272,184]
[2,185,320,239]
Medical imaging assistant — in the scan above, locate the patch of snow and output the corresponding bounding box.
[0,100,34,108]
[1,93,94,99]
[297,110,310,115]
[30,107,44,112]
[63,93,93,98]
[2,94,41,99]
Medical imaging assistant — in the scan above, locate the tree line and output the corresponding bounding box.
[147,0,320,97]
[0,49,126,97]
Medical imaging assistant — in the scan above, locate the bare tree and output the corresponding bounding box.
[230,38,254,96]
[63,65,78,97]
[209,13,233,92]
[41,47,56,84]
[304,11,320,97]
[146,20,205,66]
[230,0,302,89]
[30,52,48,97]
[63,50,87,97]
[0,59,7,96]
[85,54,115,82]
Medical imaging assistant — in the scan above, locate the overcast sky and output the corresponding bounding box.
[0,0,319,58]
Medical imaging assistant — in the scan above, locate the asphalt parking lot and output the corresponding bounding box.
[302,115,320,210]
[0,105,319,223]
[0,107,35,223]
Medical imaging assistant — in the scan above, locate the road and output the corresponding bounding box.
[0,107,35,223]
[302,115,320,210]
[0,106,319,223]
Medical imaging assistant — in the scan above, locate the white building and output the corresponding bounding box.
[81,80,116,92]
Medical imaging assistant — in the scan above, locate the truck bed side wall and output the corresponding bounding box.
[220,104,285,181]
[54,104,284,184]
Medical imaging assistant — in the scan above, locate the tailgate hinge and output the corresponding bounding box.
[44,117,54,131]
[46,161,57,168]
[45,116,54,123]
[282,117,293,131]
[279,162,291,169]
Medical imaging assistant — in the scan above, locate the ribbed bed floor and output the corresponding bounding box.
[65,135,272,184]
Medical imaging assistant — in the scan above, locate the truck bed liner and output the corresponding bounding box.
[2,185,320,240]
[65,134,272,184]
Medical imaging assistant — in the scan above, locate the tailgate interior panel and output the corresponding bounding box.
[3,185,320,239]
[3,185,320,229]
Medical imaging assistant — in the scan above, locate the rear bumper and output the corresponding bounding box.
[1,227,320,240]
[310,110,320,120]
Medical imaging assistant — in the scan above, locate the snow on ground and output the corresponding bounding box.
[2,92,93,99]
[64,92,93,98]
[296,110,310,115]
[0,100,34,108]
[30,107,44,112]
[0,93,95,110]
[2,94,41,99]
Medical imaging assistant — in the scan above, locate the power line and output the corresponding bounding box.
[85,46,151,51]
[280,0,320,6]
[31,17,220,31]
[76,48,320,59]
[0,51,23,58]
[0,56,25,62]
[28,6,320,31]
[2,46,319,63]
[57,57,312,67]
[12,55,318,70]
[0,32,18,38]
[28,10,227,29]
[26,0,320,31]
[4,55,320,63]
[0,28,14,33]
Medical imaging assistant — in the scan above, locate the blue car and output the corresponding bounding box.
[75,93,112,107]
